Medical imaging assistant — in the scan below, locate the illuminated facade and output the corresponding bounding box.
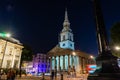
[47,9,95,74]
[0,36,23,68]
[33,53,50,74]
[21,61,33,74]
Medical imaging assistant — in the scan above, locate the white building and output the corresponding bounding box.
[0,36,23,68]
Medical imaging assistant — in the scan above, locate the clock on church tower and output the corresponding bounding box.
[59,9,74,50]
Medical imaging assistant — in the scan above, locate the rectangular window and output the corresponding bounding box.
[6,60,11,68]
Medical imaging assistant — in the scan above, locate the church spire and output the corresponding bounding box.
[63,8,70,30]
[64,8,69,22]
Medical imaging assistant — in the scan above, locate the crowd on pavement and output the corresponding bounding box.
[0,68,16,80]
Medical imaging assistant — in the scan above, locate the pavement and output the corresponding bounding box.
[15,76,51,80]
[15,74,88,80]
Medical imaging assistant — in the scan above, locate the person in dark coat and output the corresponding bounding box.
[51,70,54,80]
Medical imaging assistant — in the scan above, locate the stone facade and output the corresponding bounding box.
[0,36,23,68]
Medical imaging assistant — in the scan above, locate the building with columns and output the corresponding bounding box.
[47,9,95,74]
[0,36,23,69]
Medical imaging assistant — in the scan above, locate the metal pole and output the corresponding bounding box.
[0,40,7,68]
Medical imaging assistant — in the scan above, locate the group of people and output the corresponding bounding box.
[0,69,16,80]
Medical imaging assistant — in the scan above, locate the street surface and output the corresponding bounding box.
[15,74,88,80]
[15,76,50,80]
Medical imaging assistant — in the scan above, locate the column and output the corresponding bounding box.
[68,55,70,68]
[18,50,22,69]
[63,55,65,70]
[72,55,74,67]
[81,57,83,74]
[58,56,60,71]
[79,56,81,73]
[68,55,71,73]
[82,57,85,73]
[11,48,16,68]
[54,56,56,70]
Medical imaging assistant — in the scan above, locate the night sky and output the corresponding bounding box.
[0,0,120,56]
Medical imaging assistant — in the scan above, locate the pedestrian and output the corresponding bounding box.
[61,73,63,80]
[1,72,7,80]
[51,70,54,80]
[7,69,12,80]
[11,69,16,80]
[42,73,45,80]
[7,69,16,80]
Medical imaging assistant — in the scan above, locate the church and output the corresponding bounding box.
[47,9,95,74]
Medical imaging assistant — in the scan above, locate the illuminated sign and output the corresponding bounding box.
[86,64,96,74]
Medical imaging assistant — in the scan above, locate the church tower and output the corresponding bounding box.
[59,9,75,50]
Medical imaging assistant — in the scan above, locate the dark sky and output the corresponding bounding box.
[0,0,120,56]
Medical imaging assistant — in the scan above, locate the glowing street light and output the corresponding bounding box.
[72,52,76,56]
[6,33,11,37]
[90,55,94,59]
[0,33,11,38]
[115,46,120,51]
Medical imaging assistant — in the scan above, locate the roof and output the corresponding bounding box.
[0,36,22,45]
[47,45,92,58]
[47,45,73,56]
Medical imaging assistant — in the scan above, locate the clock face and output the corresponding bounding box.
[62,43,65,46]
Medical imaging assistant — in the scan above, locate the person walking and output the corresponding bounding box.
[51,70,54,80]
[1,72,7,80]
[7,69,16,80]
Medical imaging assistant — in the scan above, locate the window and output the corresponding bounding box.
[14,60,18,68]
[69,36,72,41]
[63,35,65,41]
[6,60,11,68]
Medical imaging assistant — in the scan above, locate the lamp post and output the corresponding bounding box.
[0,33,11,68]
[115,46,120,51]
[90,55,95,64]
[72,52,76,66]
[72,51,76,76]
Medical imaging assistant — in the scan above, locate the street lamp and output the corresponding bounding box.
[90,55,94,59]
[72,51,76,72]
[72,52,76,65]
[0,33,11,68]
[90,55,96,64]
[115,46,120,51]
[72,52,76,56]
